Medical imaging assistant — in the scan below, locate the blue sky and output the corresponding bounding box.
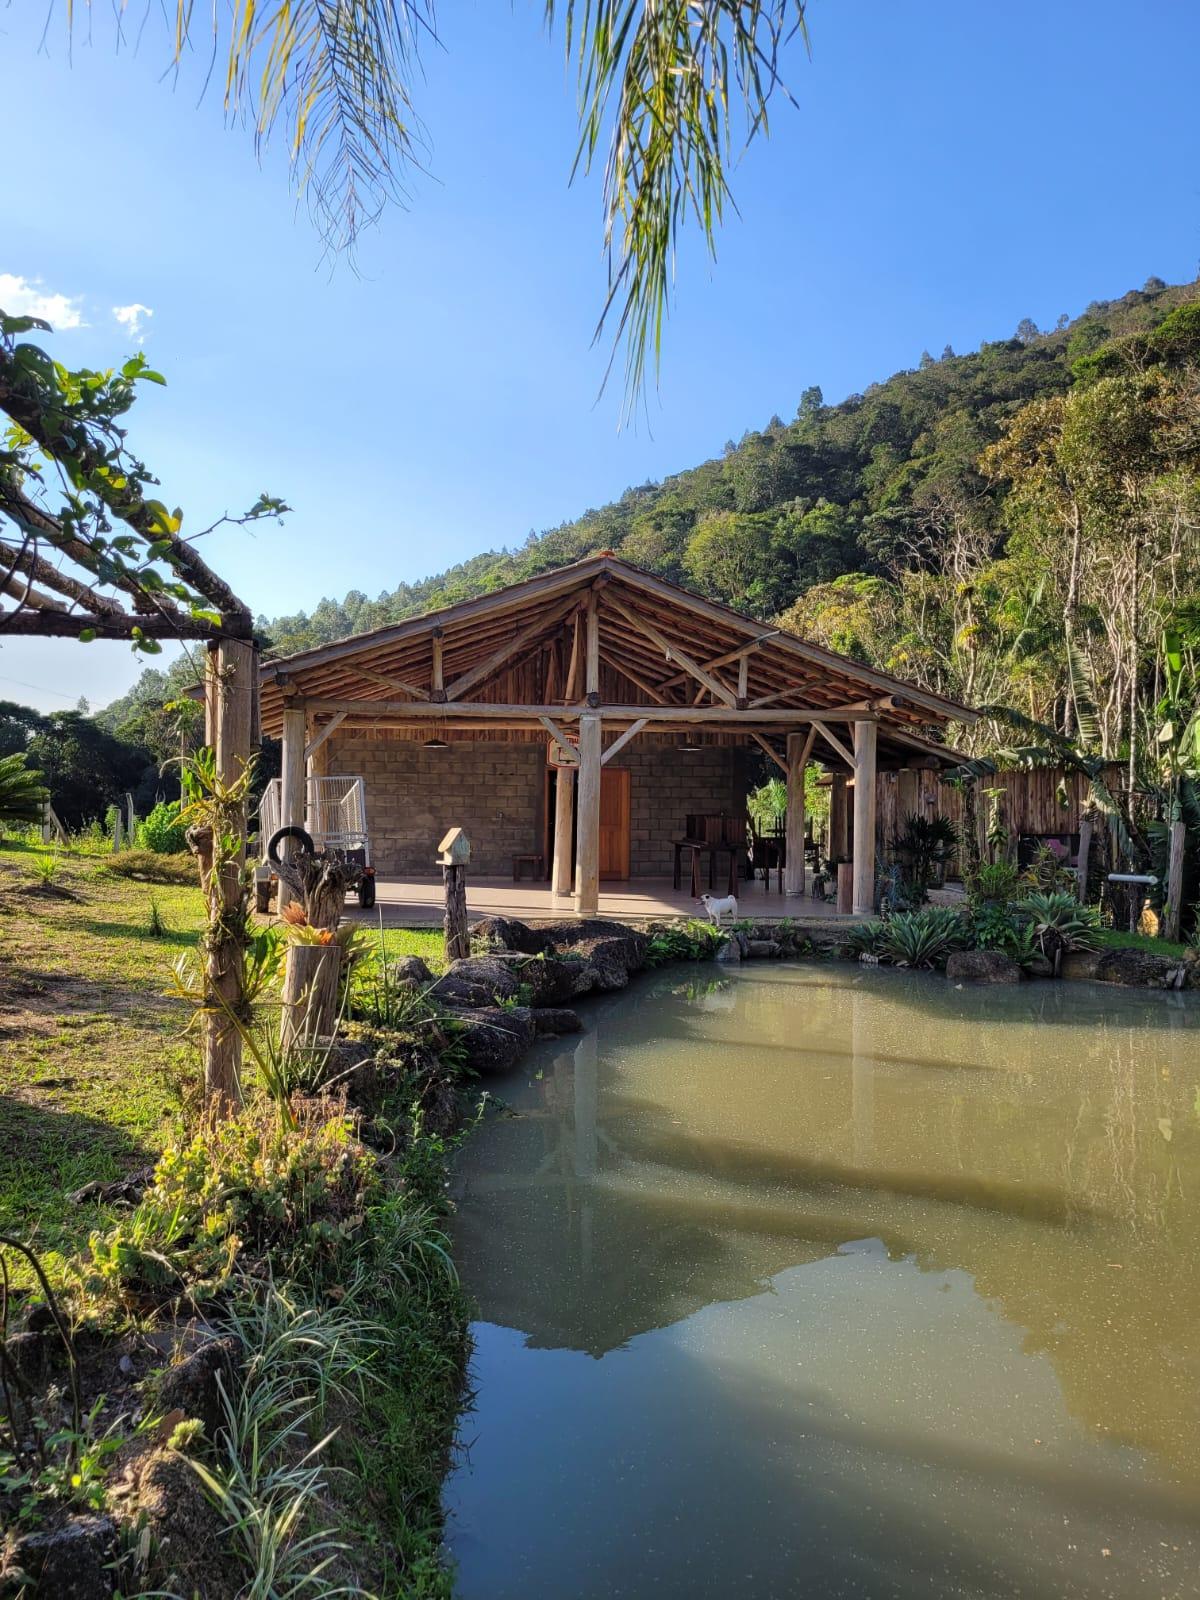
[3,0,1198,711]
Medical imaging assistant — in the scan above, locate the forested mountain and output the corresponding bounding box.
[104,277,1200,766]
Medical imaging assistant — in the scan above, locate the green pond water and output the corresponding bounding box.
[443,963,1200,1599]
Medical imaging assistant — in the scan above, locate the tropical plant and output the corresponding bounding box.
[136,799,187,854]
[0,750,47,828]
[842,921,887,958]
[1014,892,1102,971]
[646,919,722,965]
[880,907,971,969]
[48,0,812,407]
[747,777,787,831]
[966,861,1020,906]
[895,811,958,901]
[1020,840,1076,894]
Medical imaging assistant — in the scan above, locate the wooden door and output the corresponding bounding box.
[598,767,631,880]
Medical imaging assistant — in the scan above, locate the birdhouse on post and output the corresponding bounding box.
[438,828,471,960]
[437,827,471,867]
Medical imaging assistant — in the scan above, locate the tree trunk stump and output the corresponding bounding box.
[443,865,469,962]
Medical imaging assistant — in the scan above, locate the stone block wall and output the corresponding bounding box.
[326,733,751,879]
[622,742,752,876]
[327,736,544,876]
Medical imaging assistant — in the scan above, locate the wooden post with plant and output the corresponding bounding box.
[0,308,287,1115]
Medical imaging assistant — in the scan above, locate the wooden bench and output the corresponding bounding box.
[512,853,544,882]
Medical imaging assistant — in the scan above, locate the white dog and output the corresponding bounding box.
[699,892,738,926]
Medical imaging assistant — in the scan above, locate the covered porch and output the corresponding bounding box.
[345,873,858,927]
[258,555,974,919]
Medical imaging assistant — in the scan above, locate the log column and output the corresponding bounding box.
[851,719,878,916]
[573,712,602,915]
[203,637,257,1113]
[551,766,575,896]
[784,732,807,896]
[280,703,307,842]
[830,773,850,861]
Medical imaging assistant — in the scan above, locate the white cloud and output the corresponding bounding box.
[0,272,85,330]
[112,302,153,344]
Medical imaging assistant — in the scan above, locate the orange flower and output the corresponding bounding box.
[280,901,308,926]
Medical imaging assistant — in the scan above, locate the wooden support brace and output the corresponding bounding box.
[538,714,580,765]
[601,718,647,765]
[750,732,787,775]
[812,719,856,769]
[304,712,346,762]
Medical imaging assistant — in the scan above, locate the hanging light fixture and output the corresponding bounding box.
[423,721,449,750]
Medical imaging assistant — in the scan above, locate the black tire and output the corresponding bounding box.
[267,826,314,867]
[357,875,377,910]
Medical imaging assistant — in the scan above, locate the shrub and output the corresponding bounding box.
[83,1109,379,1308]
[1015,892,1102,963]
[881,907,971,969]
[646,919,722,965]
[0,750,48,828]
[103,848,195,884]
[843,921,888,958]
[967,861,1020,906]
[1021,841,1077,894]
[136,799,187,854]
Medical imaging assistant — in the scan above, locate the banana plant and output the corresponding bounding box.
[1152,628,1200,939]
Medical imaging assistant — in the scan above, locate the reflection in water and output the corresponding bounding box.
[444,965,1200,1599]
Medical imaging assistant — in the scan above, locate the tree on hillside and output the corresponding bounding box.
[48,0,814,408]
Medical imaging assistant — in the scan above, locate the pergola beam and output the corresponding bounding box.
[301,697,884,724]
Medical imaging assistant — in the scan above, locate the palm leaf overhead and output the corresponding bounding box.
[60,0,809,406]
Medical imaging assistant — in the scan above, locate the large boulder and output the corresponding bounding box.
[446,1005,536,1076]
[389,954,433,988]
[515,953,593,1006]
[129,1447,243,1600]
[716,937,741,965]
[8,1516,118,1599]
[541,919,648,992]
[470,916,549,956]
[946,949,1022,985]
[1094,948,1187,989]
[157,1335,243,1444]
[431,955,522,1009]
[1059,950,1103,982]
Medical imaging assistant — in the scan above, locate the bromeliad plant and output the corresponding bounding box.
[1015,892,1102,972]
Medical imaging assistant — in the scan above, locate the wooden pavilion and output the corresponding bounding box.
[258,555,975,917]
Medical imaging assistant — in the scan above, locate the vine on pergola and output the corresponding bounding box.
[0,307,288,1110]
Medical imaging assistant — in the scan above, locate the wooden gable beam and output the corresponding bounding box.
[443,594,580,701]
[604,593,739,707]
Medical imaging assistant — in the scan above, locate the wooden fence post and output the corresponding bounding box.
[202,637,256,1115]
[1164,814,1187,943]
[438,828,471,962]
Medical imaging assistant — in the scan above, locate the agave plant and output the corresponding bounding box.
[1015,892,1102,971]
[843,921,888,959]
[880,908,971,970]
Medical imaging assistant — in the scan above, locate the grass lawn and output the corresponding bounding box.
[1095,927,1191,959]
[0,837,445,1272]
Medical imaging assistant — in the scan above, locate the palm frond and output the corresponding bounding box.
[1064,633,1101,751]
[555,0,809,409]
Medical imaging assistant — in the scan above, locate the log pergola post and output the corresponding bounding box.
[552,767,575,896]
[280,703,308,846]
[830,773,850,861]
[852,719,878,916]
[784,729,815,896]
[204,637,257,1111]
[574,712,602,915]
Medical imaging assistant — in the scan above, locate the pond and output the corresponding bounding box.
[443,963,1200,1599]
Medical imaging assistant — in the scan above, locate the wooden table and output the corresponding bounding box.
[672,839,749,897]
